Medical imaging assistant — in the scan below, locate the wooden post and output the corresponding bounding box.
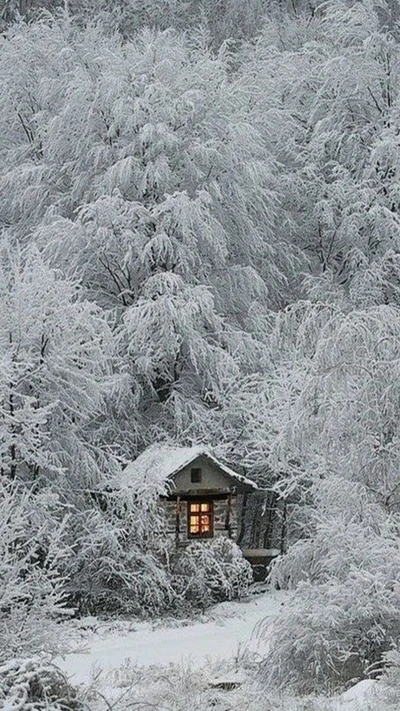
[237,492,248,545]
[225,493,232,538]
[175,496,181,547]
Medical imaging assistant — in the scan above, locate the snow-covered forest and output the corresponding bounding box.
[2,1,400,709]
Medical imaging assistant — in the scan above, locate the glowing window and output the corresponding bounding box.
[188,500,213,537]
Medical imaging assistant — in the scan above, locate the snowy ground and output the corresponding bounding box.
[57,589,284,684]
[57,590,381,711]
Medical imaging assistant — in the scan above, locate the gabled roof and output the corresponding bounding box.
[116,444,257,493]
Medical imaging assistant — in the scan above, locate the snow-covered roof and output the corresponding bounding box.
[117,445,257,494]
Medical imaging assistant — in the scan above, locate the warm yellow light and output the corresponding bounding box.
[188,500,212,537]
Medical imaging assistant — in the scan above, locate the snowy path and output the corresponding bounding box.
[57,592,381,711]
[57,591,285,684]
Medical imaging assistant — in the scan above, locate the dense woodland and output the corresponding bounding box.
[3,0,400,698]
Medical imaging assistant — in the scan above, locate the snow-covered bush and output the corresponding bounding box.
[264,478,400,692]
[380,649,400,710]
[66,508,173,616]
[0,481,70,662]
[264,574,400,694]
[86,656,347,711]
[65,480,174,616]
[0,658,83,711]
[171,538,253,611]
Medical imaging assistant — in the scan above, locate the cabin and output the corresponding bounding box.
[122,445,258,547]
[161,447,258,546]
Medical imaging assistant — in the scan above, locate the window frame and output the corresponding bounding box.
[187,499,213,538]
[190,467,202,483]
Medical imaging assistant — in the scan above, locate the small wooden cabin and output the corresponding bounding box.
[123,445,258,547]
[162,448,258,546]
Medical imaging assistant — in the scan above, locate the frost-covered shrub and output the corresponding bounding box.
[68,524,252,616]
[264,574,400,693]
[101,657,260,711]
[0,658,83,711]
[66,510,173,616]
[171,538,253,611]
[65,486,174,617]
[0,481,70,662]
[380,649,400,709]
[264,478,400,693]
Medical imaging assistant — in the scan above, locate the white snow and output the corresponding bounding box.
[112,444,258,493]
[335,679,378,710]
[56,591,387,711]
[56,590,284,684]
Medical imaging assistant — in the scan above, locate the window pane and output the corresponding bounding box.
[188,501,212,536]
[201,515,210,531]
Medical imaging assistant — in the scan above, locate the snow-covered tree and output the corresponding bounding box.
[65,471,174,614]
[265,477,400,692]
[0,241,169,615]
[266,302,400,505]
[239,1,400,309]
[0,0,276,47]
[0,18,302,445]
[0,239,117,496]
[0,479,70,661]
[260,299,400,689]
